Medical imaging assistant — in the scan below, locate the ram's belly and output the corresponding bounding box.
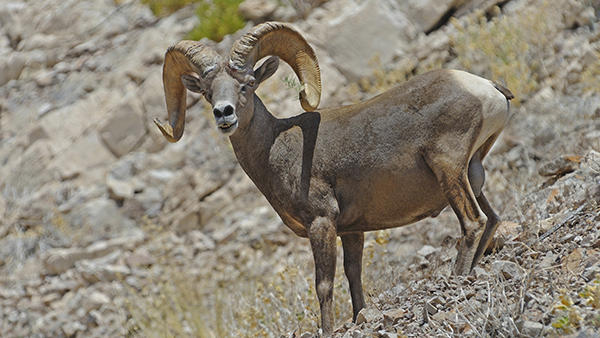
[335,166,449,234]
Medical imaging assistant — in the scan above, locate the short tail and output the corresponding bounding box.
[492,81,514,100]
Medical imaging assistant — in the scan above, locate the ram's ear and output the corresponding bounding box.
[181,74,204,93]
[254,56,279,85]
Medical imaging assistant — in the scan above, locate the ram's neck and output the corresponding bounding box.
[229,95,279,182]
[230,93,322,203]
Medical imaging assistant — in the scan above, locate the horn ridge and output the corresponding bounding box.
[157,41,221,142]
[229,22,321,111]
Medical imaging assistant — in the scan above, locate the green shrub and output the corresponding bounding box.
[141,0,246,42]
[187,0,246,42]
[141,0,200,17]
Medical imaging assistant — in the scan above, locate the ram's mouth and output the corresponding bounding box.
[218,121,238,134]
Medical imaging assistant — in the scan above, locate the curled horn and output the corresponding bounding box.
[155,41,221,142]
[229,22,321,111]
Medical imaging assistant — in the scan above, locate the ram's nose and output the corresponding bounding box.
[213,104,235,118]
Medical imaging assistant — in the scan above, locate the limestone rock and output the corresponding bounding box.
[399,0,455,33]
[1,139,53,194]
[42,233,145,275]
[125,249,157,268]
[37,88,123,155]
[538,155,583,176]
[238,0,278,22]
[516,320,544,337]
[325,0,417,82]
[185,230,216,252]
[382,308,405,327]
[75,250,131,283]
[100,95,147,157]
[48,131,116,182]
[492,260,524,281]
[0,53,25,86]
[416,245,439,259]
[355,307,382,325]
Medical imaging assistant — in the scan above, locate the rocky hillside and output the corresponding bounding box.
[0,0,599,337]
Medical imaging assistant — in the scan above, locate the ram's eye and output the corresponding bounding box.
[248,79,256,87]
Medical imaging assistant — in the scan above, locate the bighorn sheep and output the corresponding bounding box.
[155,22,513,335]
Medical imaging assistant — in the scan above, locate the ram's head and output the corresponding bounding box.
[154,22,322,142]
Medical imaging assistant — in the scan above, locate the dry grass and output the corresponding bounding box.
[123,235,360,337]
[359,0,577,105]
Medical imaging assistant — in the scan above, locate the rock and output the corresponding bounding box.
[378,331,399,338]
[355,307,382,325]
[582,264,600,281]
[423,300,437,318]
[76,250,131,283]
[100,94,147,157]
[342,328,367,338]
[582,47,599,68]
[0,53,25,86]
[106,176,143,200]
[533,126,558,146]
[37,88,123,155]
[1,139,53,195]
[492,260,524,281]
[43,248,97,275]
[146,168,176,186]
[472,266,490,278]
[62,320,86,336]
[104,154,148,200]
[382,308,405,327]
[136,71,168,153]
[18,33,63,51]
[84,291,111,311]
[324,0,416,82]
[185,230,216,252]
[416,245,439,259]
[133,187,164,217]
[399,0,455,33]
[42,232,145,274]
[516,320,543,337]
[238,0,278,21]
[175,210,201,236]
[538,155,583,176]
[66,198,138,244]
[125,249,157,268]
[39,278,80,295]
[48,131,116,182]
[488,221,522,252]
[573,328,600,338]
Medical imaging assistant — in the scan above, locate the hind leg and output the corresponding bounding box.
[468,151,485,198]
[468,151,501,270]
[424,151,487,275]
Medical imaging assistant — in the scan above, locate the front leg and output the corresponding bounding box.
[308,216,337,336]
[341,232,365,322]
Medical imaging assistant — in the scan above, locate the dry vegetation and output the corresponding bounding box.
[123,226,401,337]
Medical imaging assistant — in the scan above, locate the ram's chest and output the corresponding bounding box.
[267,128,304,192]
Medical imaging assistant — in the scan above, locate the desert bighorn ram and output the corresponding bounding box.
[155,22,513,335]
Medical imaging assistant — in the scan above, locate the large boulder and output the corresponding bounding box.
[324,0,417,82]
[48,131,116,183]
[399,0,457,33]
[100,93,147,158]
